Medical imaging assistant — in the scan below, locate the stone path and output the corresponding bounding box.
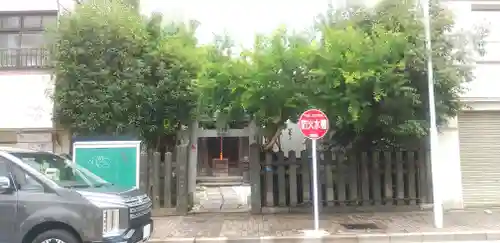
[191,185,251,213]
[152,209,500,240]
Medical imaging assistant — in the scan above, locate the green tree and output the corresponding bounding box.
[51,1,200,149]
[51,0,146,136]
[196,29,313,150]
[196,0,485,150]
[195,34,251,129]
[311,0,485,149]
[138,14,201,149]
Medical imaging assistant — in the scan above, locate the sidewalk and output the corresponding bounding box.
[150,209,500,242]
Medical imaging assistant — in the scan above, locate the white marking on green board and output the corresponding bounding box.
[72,141,141,189]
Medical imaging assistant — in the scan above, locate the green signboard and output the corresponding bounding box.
[72,141,141,189]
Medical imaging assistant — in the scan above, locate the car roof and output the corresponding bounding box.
[0,146,46,154]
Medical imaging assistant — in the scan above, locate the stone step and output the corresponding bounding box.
[196,176,244,183]
[197,181,249,187]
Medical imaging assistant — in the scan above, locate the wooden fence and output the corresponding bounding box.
[248,144,432,213]
[139,144,189,216]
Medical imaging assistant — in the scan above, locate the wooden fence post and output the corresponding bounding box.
[288,151,298,207]
[407,151,417,205]
[425,149,434,204]
[249,143,261,213]
[383,151,393,205]
[152,152,161,209]
[277,151,286,207]
[164,152,173,208]
[371,151,382,205]
[176,144,189,215]
[324,152,334,206]
[417,149,429,205]
[265,152,274,206]
[336,152,346,206]
[301,150,310,204]
[395,152,405,205]
[348,153,359,205]
[360,152,370,205]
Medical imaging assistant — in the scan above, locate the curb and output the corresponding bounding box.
[148,230,500,242]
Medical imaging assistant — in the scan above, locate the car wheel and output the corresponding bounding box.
[32,229,79,243]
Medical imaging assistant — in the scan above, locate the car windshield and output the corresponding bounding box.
[11,152,111,188]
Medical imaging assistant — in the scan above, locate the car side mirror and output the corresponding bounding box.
[0,176,12,193]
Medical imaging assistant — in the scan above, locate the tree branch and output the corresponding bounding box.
[263,127,283,151]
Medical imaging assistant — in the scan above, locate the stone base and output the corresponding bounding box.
[212,158,229,177]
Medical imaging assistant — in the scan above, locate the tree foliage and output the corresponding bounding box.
[51,0,199,149]
[196,0,485,150]
[53,0,484,152]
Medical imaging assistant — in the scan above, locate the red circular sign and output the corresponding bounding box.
[298,109,329,140]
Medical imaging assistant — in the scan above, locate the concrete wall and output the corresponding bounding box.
[0,71,55,152]
[0,71,54,129]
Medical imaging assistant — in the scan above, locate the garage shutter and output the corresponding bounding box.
[459,111,500,207]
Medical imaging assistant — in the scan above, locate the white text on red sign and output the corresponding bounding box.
[301,119,328,130]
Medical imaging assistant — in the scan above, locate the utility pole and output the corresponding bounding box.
[422,0,443,229]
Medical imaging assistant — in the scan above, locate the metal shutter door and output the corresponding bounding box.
[459,111,500,207]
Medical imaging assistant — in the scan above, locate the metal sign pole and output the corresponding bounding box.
[299,109,329,235]
[311,139,320,231]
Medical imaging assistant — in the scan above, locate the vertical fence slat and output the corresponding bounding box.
[164,152,173,208]
[384,151,393,205]
[301,150,311,204]
[152,152,161,209]
[336,152,346,205]
[277,151,287,206]
[348,153,358,205]
[407,151,417,205]
[371,151,382,206]
[425,148,434,203]
[139,153,148,194]
[265,153,274,206]
[249,143,261,213]
[361,152,370,205]
[147,150,154,196]
[175,144,189,215]
[396,152,405,205]
[418,149,428,204]
[317,151,323,211]
[288,151,298,207]
[324,152,335,206]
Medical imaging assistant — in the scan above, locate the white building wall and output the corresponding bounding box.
[0,71,54,129]
[0,71,55,151]
[274,121,305,153]
[445,1,500,100]
[438,1,500,209]
[0,0,75,152]
[438,118,463,209]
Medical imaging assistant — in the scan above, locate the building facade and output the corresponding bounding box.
[436,0,500,209]
[0,0,73,153]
